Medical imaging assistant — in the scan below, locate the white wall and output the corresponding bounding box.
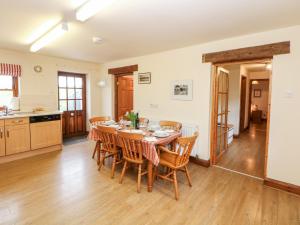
[100,25,300,186]
[0,49,102,128]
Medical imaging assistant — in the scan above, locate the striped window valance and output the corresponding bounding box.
[0,63,22,77]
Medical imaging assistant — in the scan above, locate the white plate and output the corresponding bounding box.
[153,131,170,138]
[164,129,175,133]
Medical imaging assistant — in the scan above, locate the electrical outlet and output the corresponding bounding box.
[150,104,159,109]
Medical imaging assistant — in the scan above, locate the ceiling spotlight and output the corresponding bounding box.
[76,0,114,22]
[266,64,272,70]
[92,36,103,44]
[252,80,259,85]
[30,22,68,52]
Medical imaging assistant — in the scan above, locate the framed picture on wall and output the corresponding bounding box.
[254,89,261,97]
[171,80,193,101]
[138,72,151,84]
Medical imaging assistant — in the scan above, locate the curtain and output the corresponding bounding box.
[0,63,22,77]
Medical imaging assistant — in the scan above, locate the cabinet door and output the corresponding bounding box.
[5,124,31,155]
[0,126,5,156]
[31,121,62,150]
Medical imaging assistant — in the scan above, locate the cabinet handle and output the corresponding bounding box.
[0,129,2,139]
[6,130,9,138]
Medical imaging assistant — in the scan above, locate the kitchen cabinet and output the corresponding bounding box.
[30,120,62,150]
[5,122,31,155]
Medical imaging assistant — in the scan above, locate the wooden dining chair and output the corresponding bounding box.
[117,131,148,193]
[96,125,121,178]
[159,120,182,132]
[89,116,111,159]
[155,132,199,200]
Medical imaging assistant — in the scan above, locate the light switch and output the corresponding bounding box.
[284,90,294,98]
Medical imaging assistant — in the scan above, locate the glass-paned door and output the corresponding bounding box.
[215,67,229,162]
[58,72,86,137]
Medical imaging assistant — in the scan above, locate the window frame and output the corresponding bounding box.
[0,76,19,97]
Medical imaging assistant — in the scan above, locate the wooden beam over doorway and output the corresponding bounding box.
[202,41,290,64]
[108,64,138,75]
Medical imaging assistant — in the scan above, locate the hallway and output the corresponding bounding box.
[217,122,266,178]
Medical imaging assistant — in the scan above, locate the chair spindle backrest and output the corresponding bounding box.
[89,116,111,125]
[174,132,199,166]
[96,126,117,153]
[117,131,144,162]
[159,121,182,132]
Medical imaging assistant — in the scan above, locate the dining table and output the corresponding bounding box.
[88,123,181,192]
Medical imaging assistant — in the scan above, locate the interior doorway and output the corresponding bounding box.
[210,59,272,178]
[115,74,134,121]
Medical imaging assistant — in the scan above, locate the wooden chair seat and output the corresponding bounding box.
[155,132,199,200]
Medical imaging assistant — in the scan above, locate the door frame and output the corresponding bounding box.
[113,73,134,121]
[239,76,247,132]
[209,59,272,178]
[108,64,138,121]
[57,71,87,138]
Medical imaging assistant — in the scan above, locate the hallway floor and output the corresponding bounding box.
[217,122,266,178]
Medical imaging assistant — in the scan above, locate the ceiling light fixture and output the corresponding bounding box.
[92,36,103,44]
[30,22,68,52]
[76,0,113,22]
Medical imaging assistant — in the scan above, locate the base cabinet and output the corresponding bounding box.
[0,126,5,156]
[30,121,62,150]
[5,124,31,155]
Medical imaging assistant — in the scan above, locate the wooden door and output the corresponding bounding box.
[58,72,86,138]
[240,76,247,132]
[214,68,229,162]
[116,75,133,120]
[0,124,5,156]
[5,124,30,155]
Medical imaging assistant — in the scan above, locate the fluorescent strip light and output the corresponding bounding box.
[30,22,68,52]
[76,0,113,22]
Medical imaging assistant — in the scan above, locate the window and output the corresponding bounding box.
[58,73,84,111]
[0,75,18,106]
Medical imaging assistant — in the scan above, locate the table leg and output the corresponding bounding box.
[96,141,101,165]
[147,160,153,192]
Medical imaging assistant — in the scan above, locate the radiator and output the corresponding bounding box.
[149,121,200,157]
[181,124,199,157]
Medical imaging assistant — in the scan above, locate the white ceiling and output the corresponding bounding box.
[1,0,299,63]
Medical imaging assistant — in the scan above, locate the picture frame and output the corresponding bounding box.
[171,80,193,101]
[138,72,151,84]
[254,89,261,97]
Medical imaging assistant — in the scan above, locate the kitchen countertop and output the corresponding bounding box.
[0,110,63,120]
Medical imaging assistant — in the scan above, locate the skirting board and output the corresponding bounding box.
[264,178,300,196]
[189,156,210,168]
[0,145,62,164]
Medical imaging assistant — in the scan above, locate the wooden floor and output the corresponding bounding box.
[0,140,300,225]
[217,122,266,178]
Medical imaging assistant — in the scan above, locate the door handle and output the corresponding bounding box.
[6,130,9,138]
[0,129,2,139]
